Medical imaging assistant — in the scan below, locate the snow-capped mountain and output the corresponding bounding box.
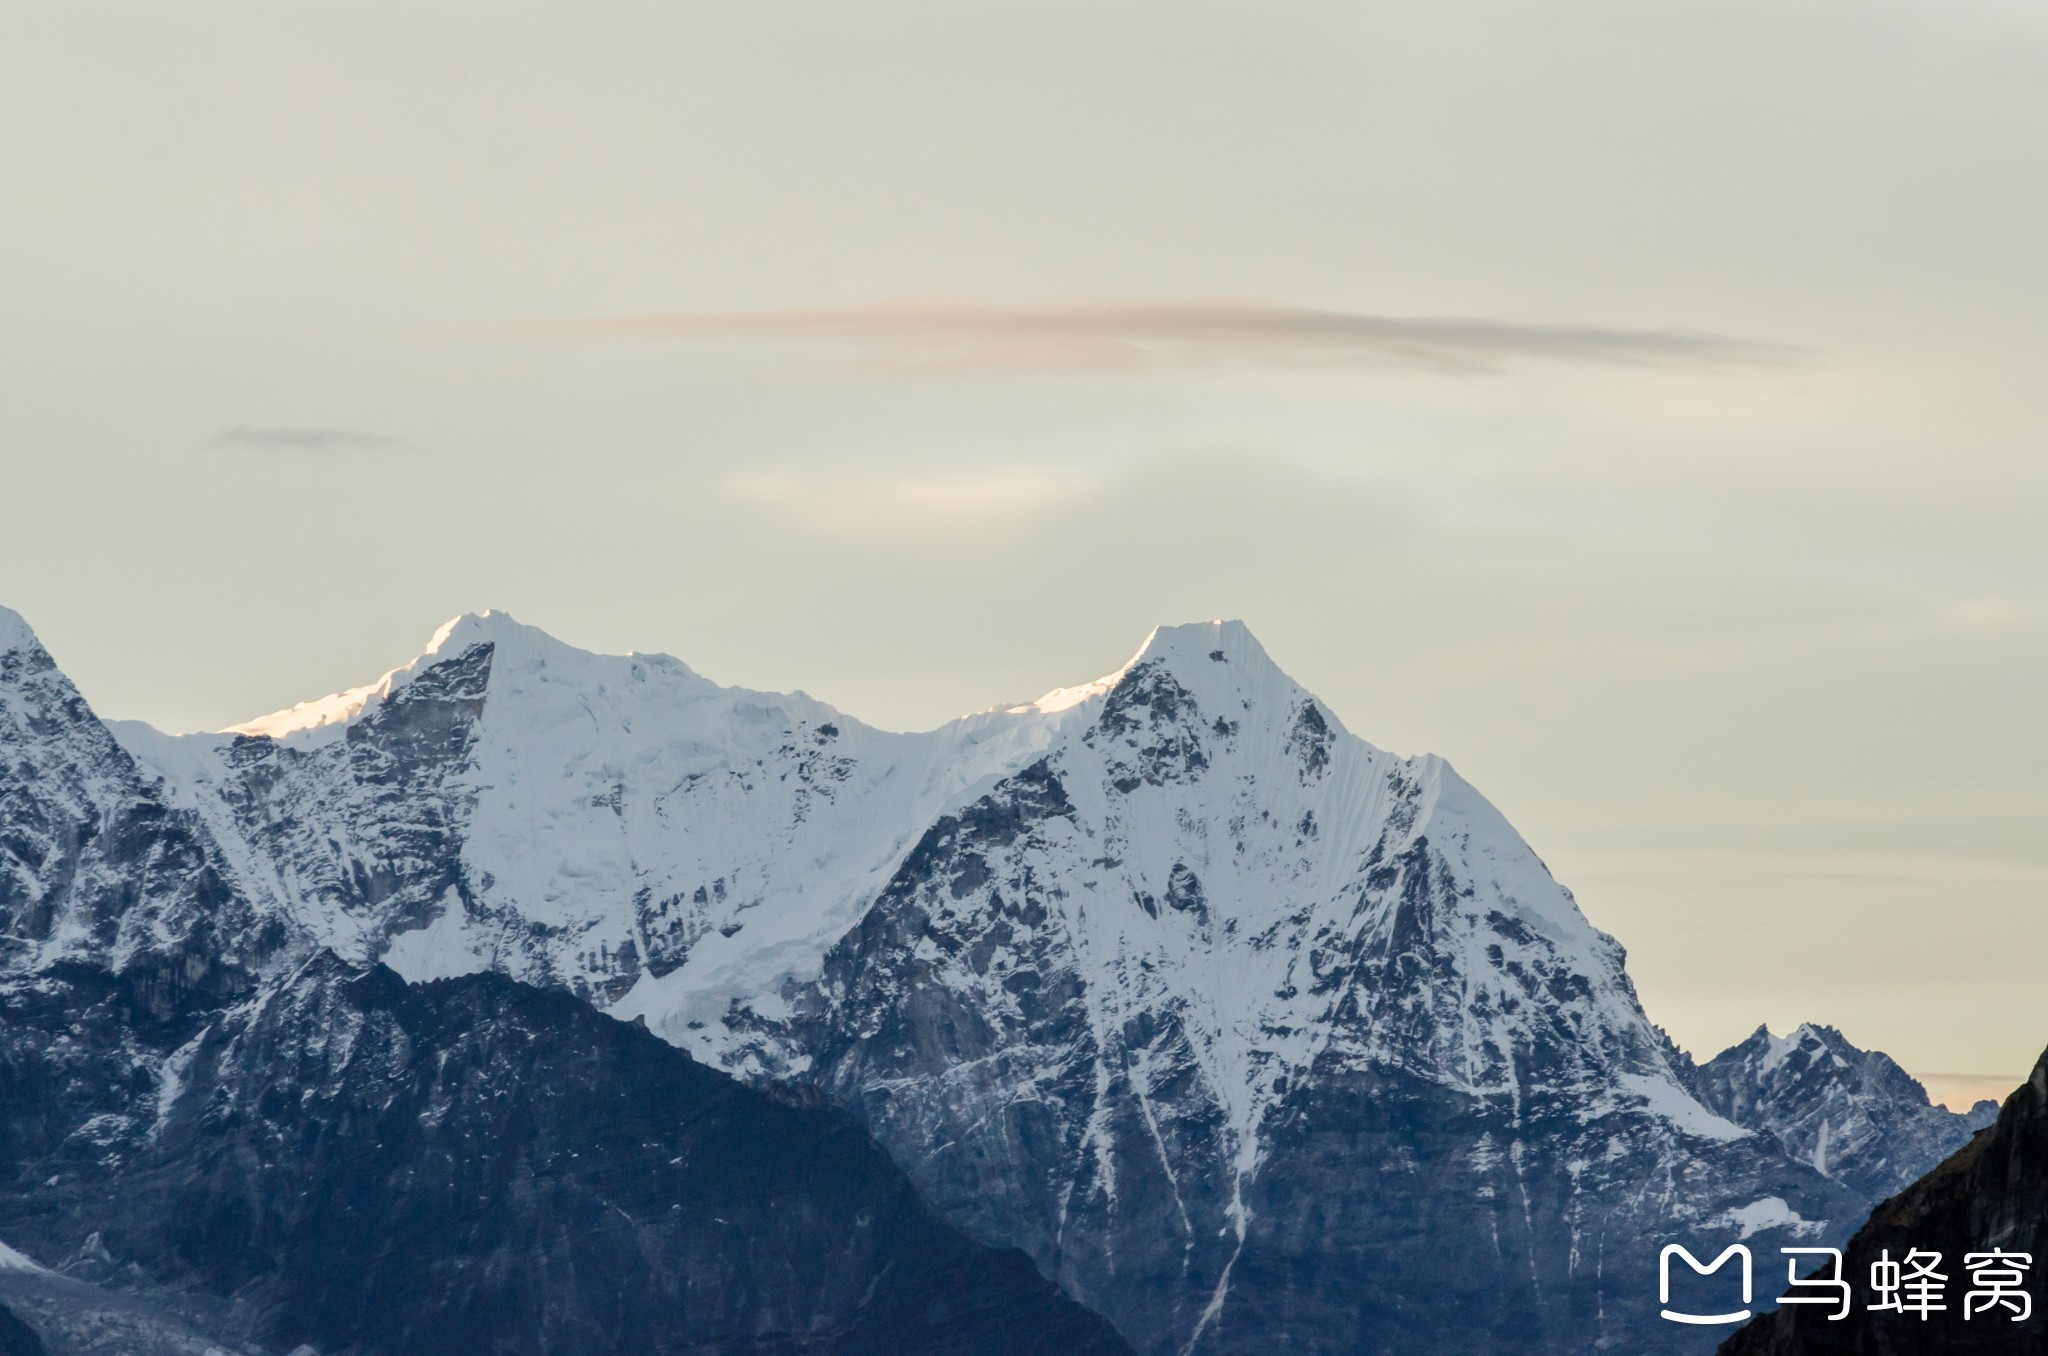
[1684,1023,1999,1202]
[107,610,1056,1010]
[0,607,1130,1356]
[68,608,1876,1354]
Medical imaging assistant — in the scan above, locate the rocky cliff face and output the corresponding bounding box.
[0,957,1131,1356]
[1685,1024,1999,1202]
[759,663,1866,1355]
[1720,1045,2047,1356]
[108,610,1044,1009]
[0,606,1132,1356]
[0,609,288,1014]
[87,609,1900,1355]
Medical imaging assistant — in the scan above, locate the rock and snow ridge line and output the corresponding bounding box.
[1682,1020,1999,1201]
[2,601,1956,1355]
[73,611,1728,1129]
[2,604,1958,1159]
[0,1238,46,1274]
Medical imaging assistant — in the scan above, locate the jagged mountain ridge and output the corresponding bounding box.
[1683,1023,1998,1202]
[71,607,1889,1354]
[3,604,1978,1353]
[0,606,1132,1356]
[107,610,1058,1012]
[119,612,1723,1129]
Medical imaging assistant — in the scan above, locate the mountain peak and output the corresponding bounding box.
[1744,1022,1855,1074]
[424,610,702,682]
[222,610,707,746]
[215,612,524,745]
[1129,618,1264,667]
[1690,1020,1985,1199]
[425,608,541,657]
[1020,619,1312,719]
[1123,619,1305,691]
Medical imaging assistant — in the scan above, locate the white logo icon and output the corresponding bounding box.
[1660,1244,1753,1325]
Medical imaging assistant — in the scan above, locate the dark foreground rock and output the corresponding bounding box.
[0,1302,44,1356]
[1721,1044,2047,1356]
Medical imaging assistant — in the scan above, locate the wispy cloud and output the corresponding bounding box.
[724,468,1098,538]
[200,425,424,456]
[515,298,1802,374]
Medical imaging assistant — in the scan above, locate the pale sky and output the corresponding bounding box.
[2,1,2043,1095]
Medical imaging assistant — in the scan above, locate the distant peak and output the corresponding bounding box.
[226,610,707,744]
[219,610,537,745]
[1017,619,1299,717]
[424,610,700,682]
[426,609,540,656]
[1741,1022,1862,1077]
[1127,619,1272,671]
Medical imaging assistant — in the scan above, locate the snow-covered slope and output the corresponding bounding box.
[120,610,1066,1006]
[0,607,288,1001]
[122,614,1711,1130]
[98,611,1864,1354]
[732,624,1834,1353]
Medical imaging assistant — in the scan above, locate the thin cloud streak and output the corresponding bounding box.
[723,468,1098,539]
[517,298,1805,374]
[200,425,424,456]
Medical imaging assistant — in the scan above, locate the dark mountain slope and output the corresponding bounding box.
[1721,1044,2046,1355]
[0,1304,40,1356]
[0,957,1132,1356]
